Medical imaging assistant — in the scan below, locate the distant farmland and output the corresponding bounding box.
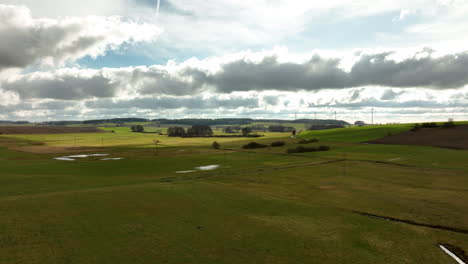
[0,123,467,264]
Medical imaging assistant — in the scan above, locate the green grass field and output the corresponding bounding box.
[1,124,467,263]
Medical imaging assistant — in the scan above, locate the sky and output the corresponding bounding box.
[1,0,468,123]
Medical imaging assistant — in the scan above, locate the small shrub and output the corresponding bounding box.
[212,141,220,149]
[242,142,268,149]
[298,138,319,144]
[271,141,286,147]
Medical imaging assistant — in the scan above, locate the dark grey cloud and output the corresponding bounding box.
[4,50,468,101]
[201,52,468,92]
[131,51,468,96]
[129,67,206,96]
[349,52,468,89]
[206,56,350,92]
[2,70,118,100]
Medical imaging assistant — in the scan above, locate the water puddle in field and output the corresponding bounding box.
[176,165,221,174]
[176,170,197,174]
[66,154,109,158]
[388,158,401,161]
[54,157,76,161]
[54,154,124,161]
[100,158,124,161]
[196,165,221,170]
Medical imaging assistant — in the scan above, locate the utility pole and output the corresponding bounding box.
[371,108,374,125]
[335,111,337,120]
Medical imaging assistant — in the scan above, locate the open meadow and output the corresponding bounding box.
[1,124,467,263]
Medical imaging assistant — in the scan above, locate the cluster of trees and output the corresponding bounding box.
[187,125,213,137]
[168,125,213,137]
[131,125,144,132]
[167,127,188,137]
[223,126,257,134]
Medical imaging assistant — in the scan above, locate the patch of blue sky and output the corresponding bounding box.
[282,11,425,51]
[77,43,211,68]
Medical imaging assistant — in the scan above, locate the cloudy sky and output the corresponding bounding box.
[1,0,468,123]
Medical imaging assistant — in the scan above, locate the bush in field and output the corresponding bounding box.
[212,141,220,149]
[271,141,286,147]
[242,142,268,149]
[167,127,186,137]
[131,125,144,133]
[298,138,319,144]
[287,145,330,154]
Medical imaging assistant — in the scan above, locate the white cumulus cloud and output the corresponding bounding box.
[0,4,162,71]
